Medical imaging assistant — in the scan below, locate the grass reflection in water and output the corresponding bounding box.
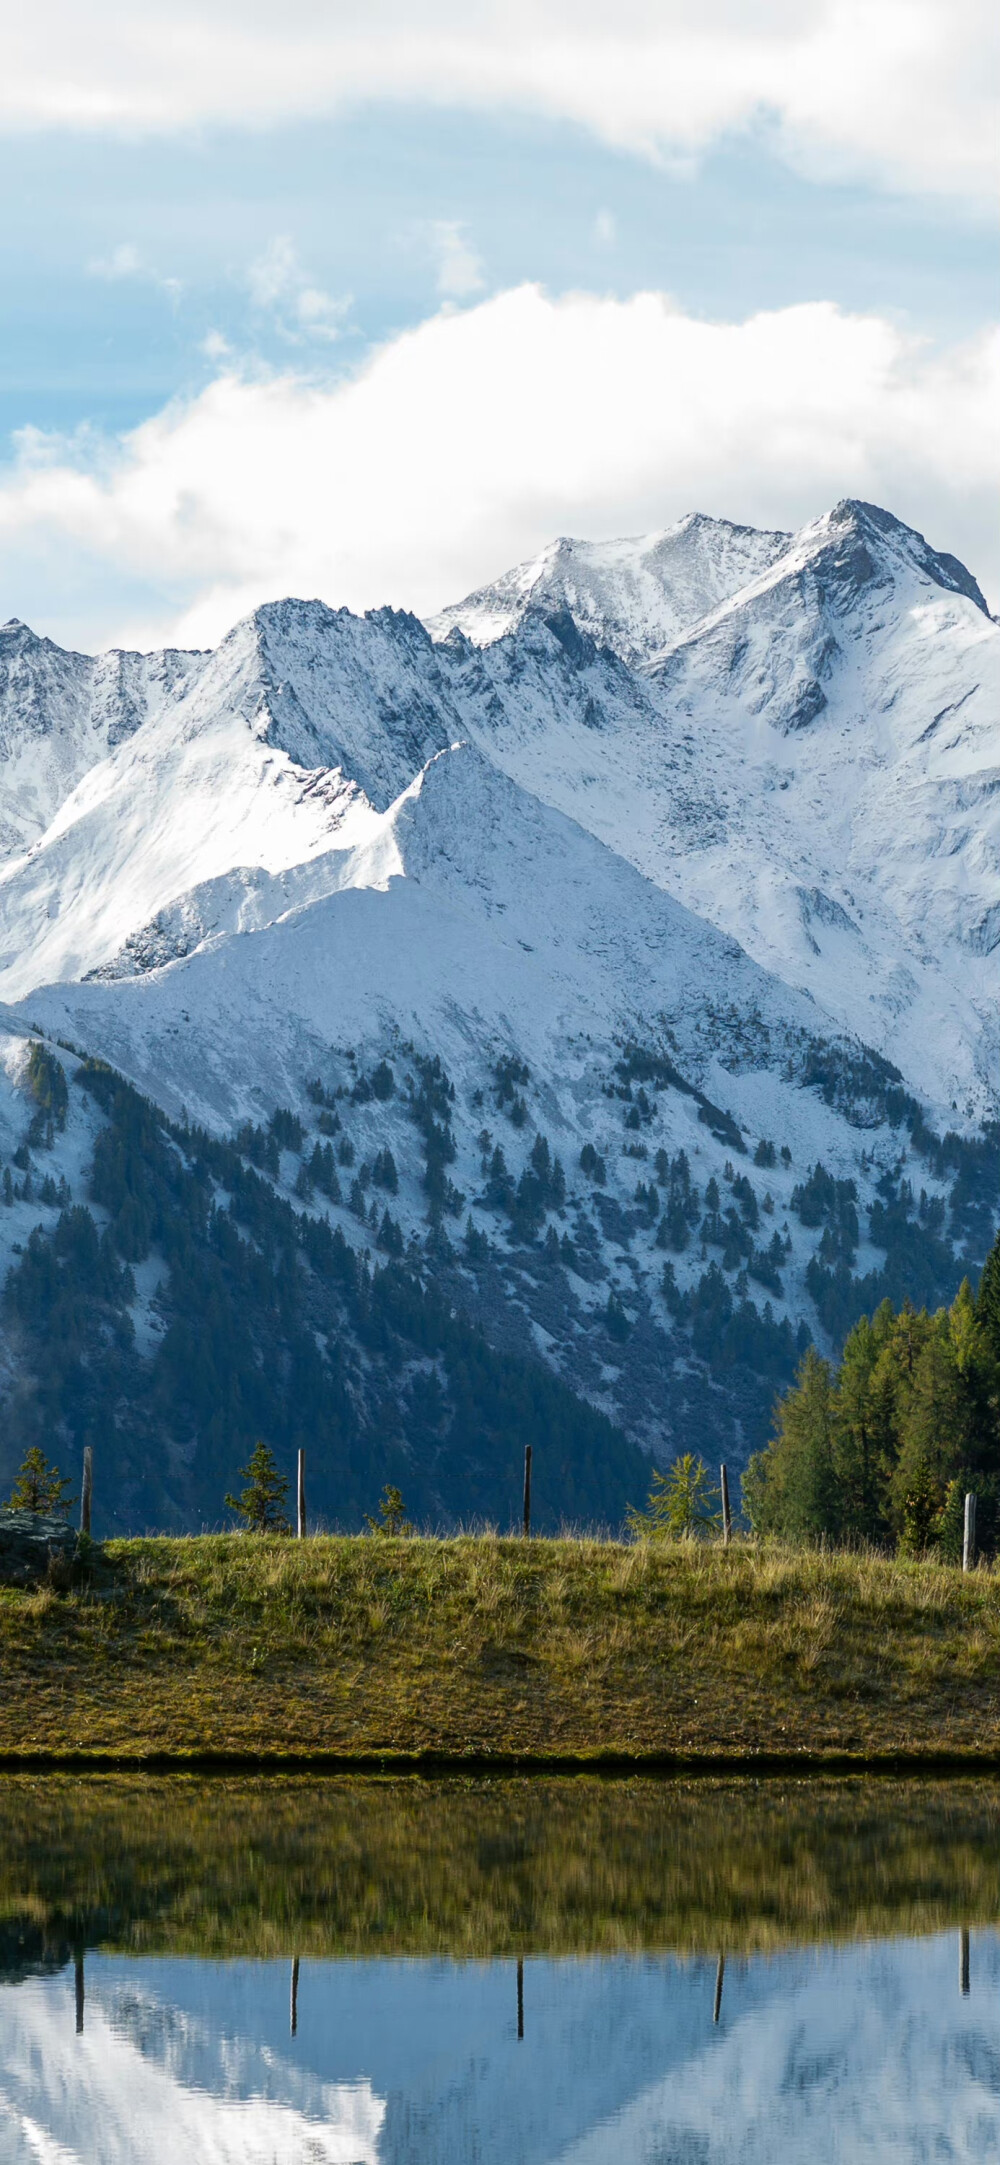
[2,1773,1000,1974]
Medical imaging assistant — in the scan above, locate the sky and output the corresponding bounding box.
[0,0,996,650]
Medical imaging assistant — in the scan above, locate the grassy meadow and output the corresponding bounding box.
[3,1532,1000,1761]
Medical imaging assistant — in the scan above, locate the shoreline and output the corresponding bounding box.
[6,1749,1000,1773]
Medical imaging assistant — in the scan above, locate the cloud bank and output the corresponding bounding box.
[4,1,995,204]
[1,286,996,652]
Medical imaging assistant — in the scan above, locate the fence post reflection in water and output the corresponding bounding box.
[290,1957,300,2035]
[960,1929,970,1996]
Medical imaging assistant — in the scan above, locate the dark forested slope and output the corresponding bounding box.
[2,1058,646,1534]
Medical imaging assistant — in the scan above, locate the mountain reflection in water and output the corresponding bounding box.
[1,1774,999,2162]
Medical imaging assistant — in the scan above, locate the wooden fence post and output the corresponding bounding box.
[80,1447,92,1538]
[720,1464,731,1547]
[290,1956,300,2034]
[517,1957,524,2039]
[523,1444,532,1538]
[75,1949,85,2034]
[963,1492,976,1573]
[297,1450,306,1540]
[713,1954,725,2024]
[961,1927,970,1996]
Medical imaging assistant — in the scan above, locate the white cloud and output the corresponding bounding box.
[246,235,299,311]
[89,242,144,280]
[0,285,996,652]
[429,222,485,298]
[87,242,181,297]
[0,2,994,204]
[246,235,350,342]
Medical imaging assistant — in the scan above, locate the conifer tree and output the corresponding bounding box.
[977,1230,1000,1357]
[831,1308,896,1543]
[743,1345,839,1539]
[889,1315,961,1541]
[627,1454,721,1539]
[225,1441,289,1532]
[364,1484,413,1535]
[933,1476,968,1565]
[6,1445,74,1516]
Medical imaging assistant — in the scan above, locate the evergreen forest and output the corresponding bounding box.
[745,1245,1000,1557]
[0,1057,647,1535]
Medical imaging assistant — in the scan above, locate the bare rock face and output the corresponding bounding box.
[0,1509,78,1587]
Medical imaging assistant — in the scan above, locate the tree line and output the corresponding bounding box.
[744,1231,1000,1557]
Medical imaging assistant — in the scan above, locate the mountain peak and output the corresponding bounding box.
[0,616,81,655]
[805,500,990,615]
[205,591,459,808]
[427,513,790,665]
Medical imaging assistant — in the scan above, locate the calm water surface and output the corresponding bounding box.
[2,1775,999,2162]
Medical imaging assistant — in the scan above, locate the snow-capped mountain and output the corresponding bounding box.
[427,512,791,664]
[0,618,203,858]
[16,737,836,1139]
[436,501,1000,1112]
[0,498,995,1525]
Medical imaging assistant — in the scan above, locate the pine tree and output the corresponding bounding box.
[225,1441,289,1532]
[364,1484,413,1536]
[627,1454,721,1539]
[832,1311,894,1543]
[605,1289,630,1341]
[933,1476,967,1564]
[977,1231,1000,1357]
[7,1445,74,1517]
[743,1345,839,1539]
[889,1304,984,1543]
[948,1277,998,1480]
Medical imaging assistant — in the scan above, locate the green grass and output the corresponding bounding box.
[4,1532,1000,1761]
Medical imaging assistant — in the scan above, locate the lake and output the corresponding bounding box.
[2,1773,998,2161]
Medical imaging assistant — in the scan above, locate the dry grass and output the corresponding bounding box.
[3,1532,1000,1761]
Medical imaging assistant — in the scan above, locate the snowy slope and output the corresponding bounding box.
[0,618,203,857]
[3,500,995,1112]
[427,514,790,664]
[442,502,1000,1111]
[0,603,462,997]
[0,739,909,1467]
[12,739,834,1127]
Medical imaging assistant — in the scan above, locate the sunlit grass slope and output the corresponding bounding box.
[4,1533,1000,1761]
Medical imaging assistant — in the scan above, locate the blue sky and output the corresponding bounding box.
[2,111,994,444]
[0,2,995,647]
